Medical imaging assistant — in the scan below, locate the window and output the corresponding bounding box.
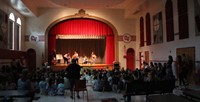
[140,17,144,47]
[17,18,21,50]
[178,0,189,39]
[165,0,174,42]
[9,13,15,50]
[146,13,151,45]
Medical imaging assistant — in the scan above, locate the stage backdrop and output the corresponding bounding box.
[56,39,106,63]
[48,18,115,64]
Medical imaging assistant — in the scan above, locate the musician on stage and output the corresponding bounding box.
[72,51,79,63]
[52,49,56,60]
[91,52,97,64]
[51,49,57,65]
[82,55,88,64]
[63,52,71,64]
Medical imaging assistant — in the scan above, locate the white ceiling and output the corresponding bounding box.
[8,0,147,18]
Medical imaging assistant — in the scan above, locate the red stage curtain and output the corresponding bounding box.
[50,18,113,36]
[48,18,114,64]
[48,35,56,57]
[106,36,115,64]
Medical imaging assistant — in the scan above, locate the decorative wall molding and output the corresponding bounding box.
[118,34,136,42]
[25,35,45,42]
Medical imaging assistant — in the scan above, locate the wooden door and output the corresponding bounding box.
[27,48,36,71]
[176,47,195,83]
[126,48,135,71]
[145,51,149,64]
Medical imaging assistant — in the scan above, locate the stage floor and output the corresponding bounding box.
[52,63,113,71]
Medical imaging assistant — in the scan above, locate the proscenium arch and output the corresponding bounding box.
[45,10,119,62]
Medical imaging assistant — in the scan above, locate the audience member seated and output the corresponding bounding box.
[57,78,65,95]
[5,78,17,90]
[111,73,120,92]
[31,78,40,93]
[101,76,112,92]
[17,69,35,101]
[17,69,31,90]
[84,71,92,84]
[39,76,47,95]
[144,72,153,82]
[46,78,56,96]
[64,74,70,90]
[93,76,103,91]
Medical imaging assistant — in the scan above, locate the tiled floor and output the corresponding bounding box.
[33,84,200,102]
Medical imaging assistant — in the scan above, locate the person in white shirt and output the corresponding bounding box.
[91,52,97,64]
[72,51,79,63]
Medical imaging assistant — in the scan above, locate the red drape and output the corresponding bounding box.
[48,35,56,57]
[106,36,115,64]
[48,18,115,64]
[50,18,113,36]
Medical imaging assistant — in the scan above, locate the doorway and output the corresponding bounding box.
[176,47,195,84]
[145,51,150,64]
[126,48,135,71]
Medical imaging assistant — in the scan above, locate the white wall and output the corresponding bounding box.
[135,0,200,70]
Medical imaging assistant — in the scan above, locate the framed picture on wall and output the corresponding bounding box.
[0,10,8,49]
[153,11,163,44]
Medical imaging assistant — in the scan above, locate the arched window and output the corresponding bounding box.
[17,18,21,50]
[178,0,189,39]
[9,13,15,50]
[146,13,151,45]
[165,0,174,42]
[9,13,15,21]
[140,17,144,47]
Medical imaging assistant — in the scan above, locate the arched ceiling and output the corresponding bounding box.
[49,0,125,9]
[8,0,149,18]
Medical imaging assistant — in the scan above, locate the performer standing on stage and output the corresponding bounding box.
[91,52,97,64]
[63,52,71,64]
[72,51,79,63]
[51,49,57,65]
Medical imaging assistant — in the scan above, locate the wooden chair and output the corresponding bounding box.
[73,80,88,102]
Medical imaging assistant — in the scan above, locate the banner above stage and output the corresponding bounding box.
[56,35,105,39]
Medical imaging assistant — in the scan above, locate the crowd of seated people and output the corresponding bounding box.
[0,65,18,90]
[0,61,70,97]
[79,61,175,93]
[0,57,175,100]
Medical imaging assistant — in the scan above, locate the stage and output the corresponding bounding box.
[52,63,113,71]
